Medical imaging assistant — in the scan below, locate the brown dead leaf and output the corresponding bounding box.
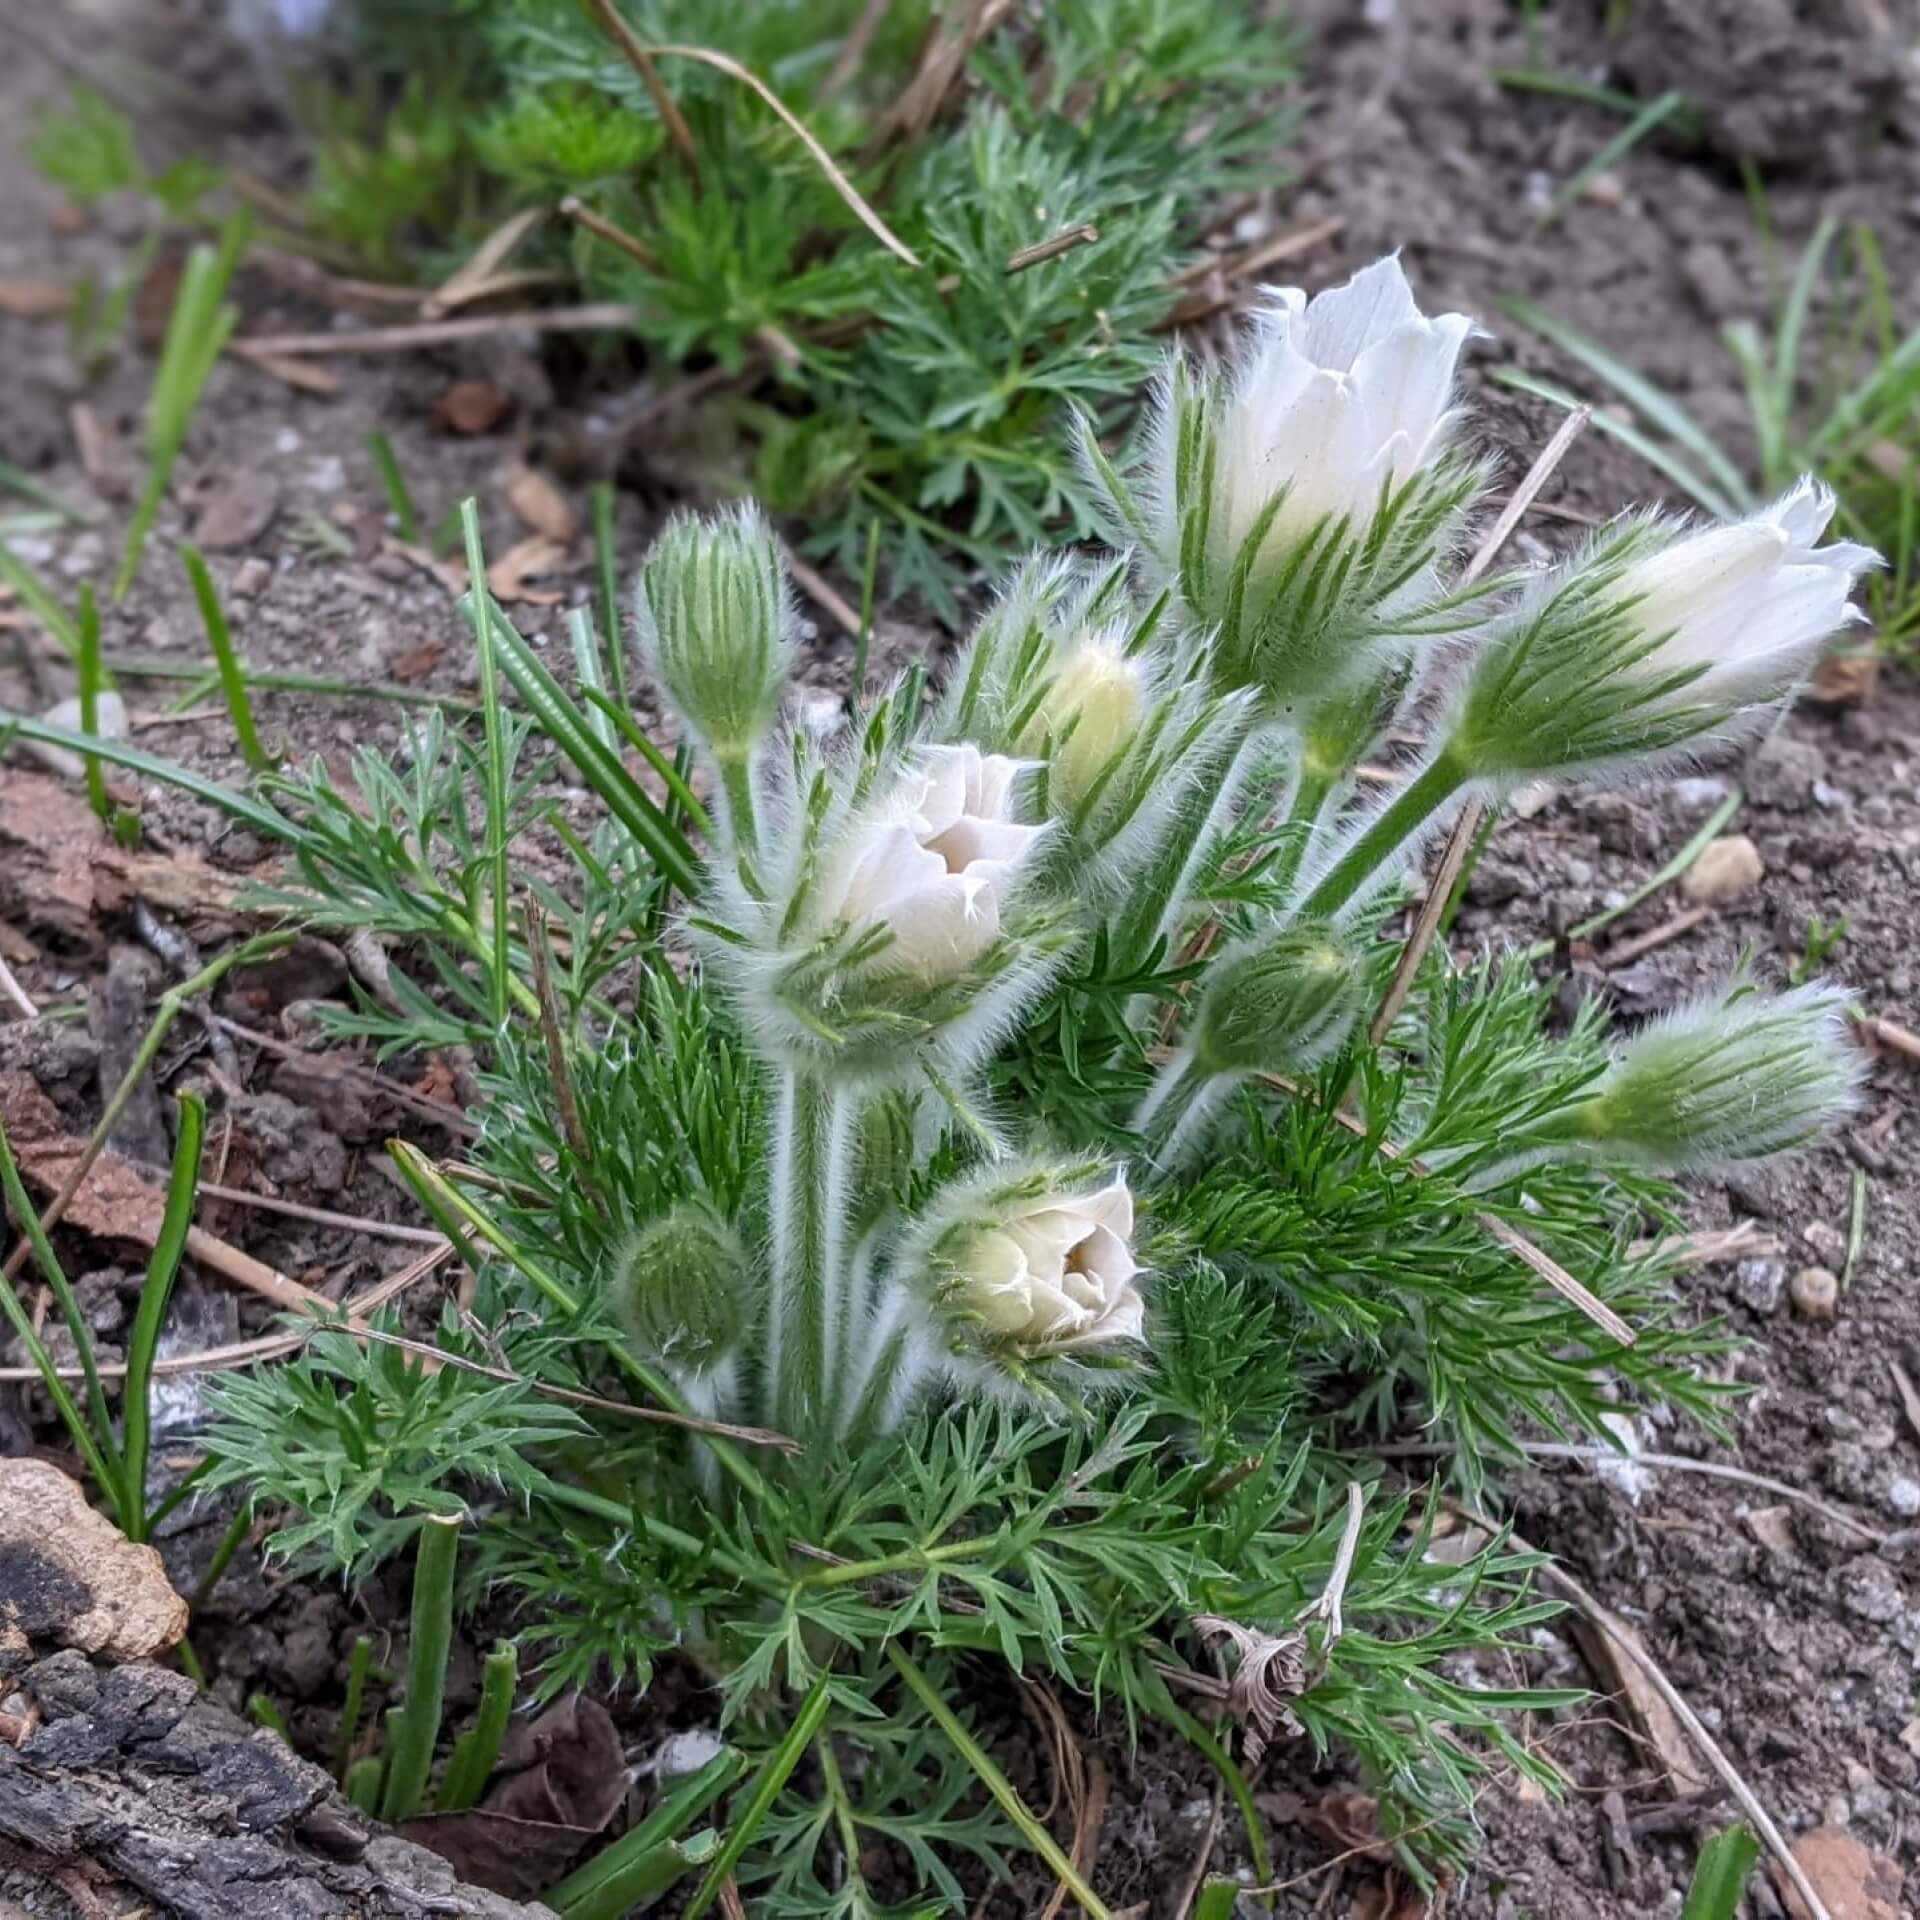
[0,277,71,319]
[1806,650,1880,708]
[1775,1825,1903,1920]
[413,1058,460,1108]
[378,534,466,599]
[1305,1789,1395,1863]
[0,1458,187,1680]
[1569,1601,1708,1795]
[401,1693,626,1898]
[0,1072,172,1249]
[132,244,187,350]
[505,464,578,544]
[388,638,445,684]
[487,535,569,605]
[433,378,514,435]
[1351,1869,1444,1920]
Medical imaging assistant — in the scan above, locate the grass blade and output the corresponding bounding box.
[1681,1824,1760,1920]
[336,1634,375,1786]
[683,1676,831,1920]
[457,502,513,1028]
[181,546,272,772]
[1499,296,1755,512]
[76,584,111,823]
[1539,90,1685,231]
[0,717,296,840]
[1490,368,1746,520]
[546,1748,743,1919]
[380,1511,465,1823]
[367,429,423,545]
[590,480,628,710]
[886,1644,1114,1919]
[121,1090,207,1542]
[0,539,80,658]
[0,1123,124,1513]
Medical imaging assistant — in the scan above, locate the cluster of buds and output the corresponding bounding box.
[611,250,1872,1448]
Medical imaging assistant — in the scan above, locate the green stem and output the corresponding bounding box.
[1139,712,1259,965]
[769,1070,831,1438]
[1268,764,1337,904]
[714,745,761,856]
[1299,752,1469,920]
[459,501,513,1029]
[1154,1700,1275,1899]
[189,1504,253,1614]
[335,1635,374,1786]
[380,1512,463,1822]
[1129,1048,1230,1174]
[438,1642,518,1811]
[886,1645,1113,1919]
[182,546,270,771]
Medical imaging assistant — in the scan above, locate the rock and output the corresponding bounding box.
[231,556,274,599]
[193,472,281,551]
[1790,1266,1839,1322]
[0,1460,187,1680]
[21,692,129,782]
[1802,1220,1846,1265]
[1845,1760,1893,1824]
[1775,1824,1903,1920]
[1680,834,1764,905]
[434,379,514,436]
[1841,1559,1904,1626]
[1886,1477,1920,1521]
[1680,239,1749,320]
[1749,733,1826,809]
[1733,1257,1786,1315]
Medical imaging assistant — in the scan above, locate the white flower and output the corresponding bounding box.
[963,1176,1144,1352]
[1216,255,1475,556]
[1619,479,1879,700]
[824,744,1046,978]
[1024,638,1144,807]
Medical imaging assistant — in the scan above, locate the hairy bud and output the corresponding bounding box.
[634,506,794,845]
[1191,919,1368,1078]
[1024,638,1146,810]
[612,1201,746,1373]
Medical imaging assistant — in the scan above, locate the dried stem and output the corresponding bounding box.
[0,954,37,1020]
[588,0,704,187]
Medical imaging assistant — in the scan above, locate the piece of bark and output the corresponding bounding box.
[87,946,171,1171]
[0,1462,186,1681]
[0,1652,556,1920]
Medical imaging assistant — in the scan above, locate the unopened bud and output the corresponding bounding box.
[1191,919,1367,1078]
[1025,639,1144,809]
[634,505,793,758]
[612,1201,745,1373]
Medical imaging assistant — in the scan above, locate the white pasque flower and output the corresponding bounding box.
[1216,255,1475,555]
[823,744,1046,978]
[963,1176,1144,1352]
[1619,479,1879,700]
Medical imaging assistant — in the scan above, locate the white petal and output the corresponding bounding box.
[1298,256,1423,372]
[927,814,1044,872]
[1764,476,1837,549]
[837,824,949,923]
[1079,1175,1135,1242]
[1263,369,1382,540]
[1073,1222,1139,1298]
[909,746,973,837]
[1694,565,1861,691]
[883,873,1000,974]
[1351,313,1473,476]
[1624,522,1789,651]
[969,1231,1037,1333]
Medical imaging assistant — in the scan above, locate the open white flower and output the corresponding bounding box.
[825,744,1046,978]
[1619,479,1878,701]
[963,1175,1144,1352]
[1217,255,1475,556]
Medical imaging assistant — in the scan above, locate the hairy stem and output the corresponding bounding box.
[714,744,761,855]
[769,1071,849,1438]
[1299,751,1469,920]
[1131,1047,1232,1173]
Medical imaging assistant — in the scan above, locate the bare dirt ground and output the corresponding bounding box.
[2,1,1918,1915]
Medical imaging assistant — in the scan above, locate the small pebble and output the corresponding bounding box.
[1790,1265,1838,1322]
[1564,858,1594,887]
[1812,780,1852,811]
[1734,1257,1786,1315]
[1886,1476,1920,1520]
[1802,1220,1846,1265]
[1681,834,1764,905]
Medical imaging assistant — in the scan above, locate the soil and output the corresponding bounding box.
[2,1,1919,1916]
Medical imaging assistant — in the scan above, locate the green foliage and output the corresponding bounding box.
[275,0,1297,613]
[1681,1825,1761,1920]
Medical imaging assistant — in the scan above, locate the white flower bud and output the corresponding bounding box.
[819,744,1046,980]
[1022,638,1146,810]
[1563,980,1863,1170]
[634,505,794,762]
[928,1168,1145,1358]
[1615,479,1878,705]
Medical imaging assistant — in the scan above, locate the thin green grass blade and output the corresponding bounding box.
[0,459,94,525]
[589,480,629,710]
[107,653,479,713]
[181,546,271,771]
[457,502,513,1027]
[0,718,295,840]
[1490,369,1745,519]
[336,1635,375,1786]
[121,1090,207,1542]
[546,1748,743,1919]
[367,429,423,545]
[1539,90,1685,231]
[0,1123,124,1512]
[76,584,110,823]
[436,1642,519,1812]
[1498,297,1755,511]
[0,539,80,657]
[683,1677,831,1920]
[1680,1824,1760,1920]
